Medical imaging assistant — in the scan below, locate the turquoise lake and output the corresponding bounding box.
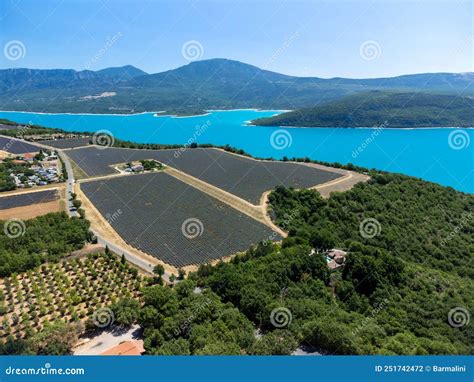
[0,110,472,194]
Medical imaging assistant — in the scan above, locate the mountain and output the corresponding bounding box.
[253,91,474,128]
[0,65,145,93]
[0,59,472,114]
[0,68,100,93]
[96,65,147,81]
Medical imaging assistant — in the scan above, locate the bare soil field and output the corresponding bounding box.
[0,189,63,220]
[0,200,61,220]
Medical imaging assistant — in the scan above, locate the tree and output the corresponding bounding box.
[310,228,336,252]
[29,321,82,355]
[111,298,140,326]
[250,330,298,355]
[153,264,165,278]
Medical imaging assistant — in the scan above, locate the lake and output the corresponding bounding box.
[0,110,472,194]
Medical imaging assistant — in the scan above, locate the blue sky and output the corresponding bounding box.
[0,0,472,78]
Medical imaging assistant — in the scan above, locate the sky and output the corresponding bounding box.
[0,0,472,78]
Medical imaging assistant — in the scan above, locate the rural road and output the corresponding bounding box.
[1,135,168,280]
[55,143,168,279]
[0,135,78,216]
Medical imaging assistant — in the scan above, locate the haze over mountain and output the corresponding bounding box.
[0,58,472,114]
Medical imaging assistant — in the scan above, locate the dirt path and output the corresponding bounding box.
[77,171,137,184]
[165,166,268,224]
[71,147,369,273]
[311,171,370,197]
[260,191,288,238]
[0,184,62,197]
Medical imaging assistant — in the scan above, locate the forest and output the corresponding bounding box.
[253,91,474,128]
[136,172,472,355]
[0,212,92,277]
[1,173,472,356]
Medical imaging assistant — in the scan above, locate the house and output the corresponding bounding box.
[327,260,340,270]
[22,153,36,162]
[325,249,348,270]
[101,340,145,356]
[131,164,144,172]
[11,159,27,165]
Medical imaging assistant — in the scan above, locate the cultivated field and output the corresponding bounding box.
[0,253,143,341]
[67,147,342,204]
[0,189,58,209]
[80,172,280,267]
[0,136,41,154]
[42,137,91,149]
[0,189,63,220]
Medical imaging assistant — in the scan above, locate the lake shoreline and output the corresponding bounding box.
[0,109,471,194]
[1,109,471,129]
[0,108,292,118]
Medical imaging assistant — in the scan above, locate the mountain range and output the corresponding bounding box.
[0,58,473,114]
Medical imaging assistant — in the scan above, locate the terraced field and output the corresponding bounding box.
[81,172,280,267]
[0,136,40,154]
[67,146,342,204]
[0,189,59,209]
[42,137,91,149]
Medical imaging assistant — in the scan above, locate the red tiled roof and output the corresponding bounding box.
[101,340,145,356]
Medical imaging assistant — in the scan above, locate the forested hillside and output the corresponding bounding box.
[1,175,472,355]
[253,91,474,128]
[189,173,473,355]
[1,60,473,114]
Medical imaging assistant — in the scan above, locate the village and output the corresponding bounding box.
[0,149,63,190]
